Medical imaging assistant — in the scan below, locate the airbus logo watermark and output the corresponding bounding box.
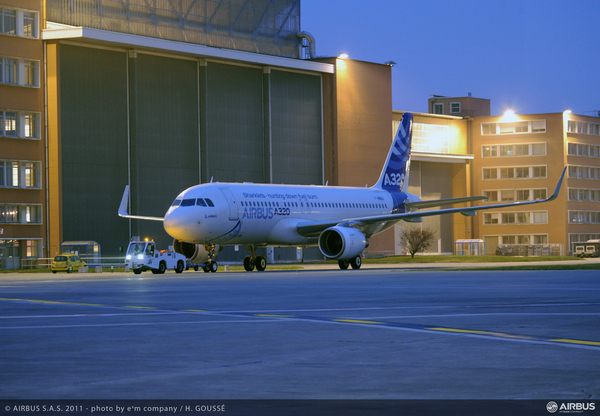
[547,401,596,413]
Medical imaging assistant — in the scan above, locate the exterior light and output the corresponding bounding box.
[502,110,517,122]
[338,53,348,59]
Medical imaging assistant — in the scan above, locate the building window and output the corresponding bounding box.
[483,190,498,202]
[568,188,600,202]
[500,168,514,179]
[501,190,514,201]
[482,143,546,157]
[23,12,36,37]
[533,211,547,224]
[0,57,39,87]
[569,211,600,224]
[0,8,38,38]
[516,167,530,178]
[533,189,546,200]
[483,168,497,180]
[532,166,546,178]
[0,110,40,139]
[481,120,546,135]
[568,165,600,180]
[433,103,443,114]
[0,160,41,189]
[482,146,497,157]
[500,145,514,157]
[24,163,38,188]
[24,113,36,138]
[568,121,600,136]
[516,190,529,201]
[24,60,36,86]
[483,211,547,225]
[3,111,17,136]
[568,142,600,158]
[450,102,461,114]
[531,143,546,155]
[1,58,17,84]
[1,8,16,35]
[410,123,449,154]
[484,213,499,224]
[0,204,42,224]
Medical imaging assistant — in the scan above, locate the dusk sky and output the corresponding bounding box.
[302,0,600,117]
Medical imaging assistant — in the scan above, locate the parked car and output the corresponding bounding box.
[51,254,87,273]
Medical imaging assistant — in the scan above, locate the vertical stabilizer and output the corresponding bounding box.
[373,112,413,191]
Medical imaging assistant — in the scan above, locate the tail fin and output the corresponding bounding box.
[374,112,413,191]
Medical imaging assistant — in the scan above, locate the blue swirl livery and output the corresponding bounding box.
[374,112,413,192]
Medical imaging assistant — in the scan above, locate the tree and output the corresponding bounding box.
[400,227,436,258]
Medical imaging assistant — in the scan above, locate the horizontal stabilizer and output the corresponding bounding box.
[404,196,488,210]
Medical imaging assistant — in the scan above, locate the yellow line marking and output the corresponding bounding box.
[334,319,383,324]
[123,306,157,310]
[429,327,534,340]
[0,298,103,307]
[254,314,295,318]
[428,327,490,335]
[182,309,207,312]
[550,339,600,346]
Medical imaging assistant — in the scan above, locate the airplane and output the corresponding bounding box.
[119,112,566,272]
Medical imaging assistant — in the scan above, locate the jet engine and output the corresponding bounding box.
[318,226,368,260]
[173,240,209,264]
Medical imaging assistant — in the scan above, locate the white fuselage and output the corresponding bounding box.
[163,182,407,247]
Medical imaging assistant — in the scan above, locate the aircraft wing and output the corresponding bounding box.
[296,167,566,237]
[118,185,165,222]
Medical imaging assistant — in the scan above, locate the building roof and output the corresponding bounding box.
[42,22,334,74]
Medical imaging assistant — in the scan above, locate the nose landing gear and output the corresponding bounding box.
[202,244,220,273]
[243,245,267,271]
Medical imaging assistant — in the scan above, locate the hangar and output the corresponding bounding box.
[39,0,394,262]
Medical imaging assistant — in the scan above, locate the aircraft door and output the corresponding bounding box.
[220,188,239,221]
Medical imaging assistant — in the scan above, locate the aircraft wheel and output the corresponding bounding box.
[243,256,255,271]
[202,264,210,273]
[255,255,267,271]
[338,259,350,270]
[175,260,184,274]
[350,256,362,269]
[209,261,218,273]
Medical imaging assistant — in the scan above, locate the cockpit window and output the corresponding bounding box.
[196,198,207,207]
[181,199,196,207]
[172,199,182,207]
[205,198,214,207]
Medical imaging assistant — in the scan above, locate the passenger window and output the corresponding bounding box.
[205,198,214,207]
[196,198,207,207]
[181,199,195,207]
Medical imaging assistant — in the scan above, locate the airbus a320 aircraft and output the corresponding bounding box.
[119,112,566,272]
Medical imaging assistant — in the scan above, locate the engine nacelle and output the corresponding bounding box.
[318,226,367,260]
[173,240,208,264]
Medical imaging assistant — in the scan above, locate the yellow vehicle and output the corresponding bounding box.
[51,254,87,273]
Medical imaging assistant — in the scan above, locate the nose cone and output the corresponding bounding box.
[164,208,199,242]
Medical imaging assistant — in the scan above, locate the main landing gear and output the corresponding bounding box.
[202,244,219,273]
[337,256,362,270]
[243,245,267,272]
